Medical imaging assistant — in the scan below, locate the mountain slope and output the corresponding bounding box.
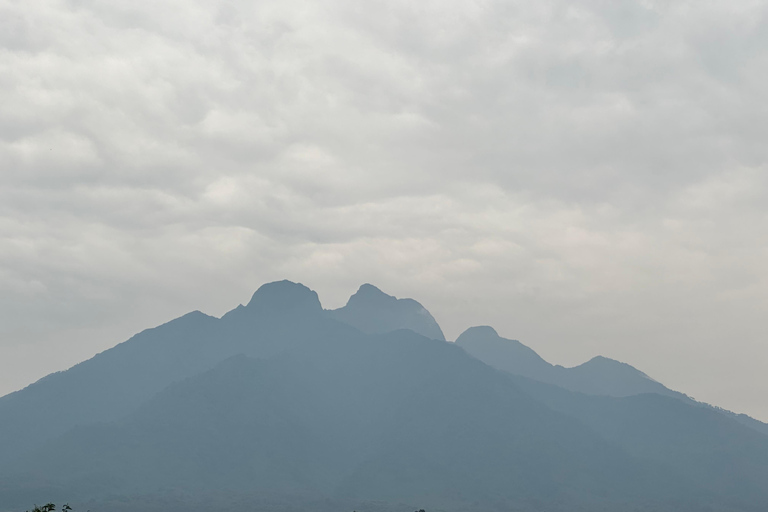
[509,374,768,510]
[3,333,719,512]
[0,310,221,465]
[3,280,768,511]
[0,280,334,466]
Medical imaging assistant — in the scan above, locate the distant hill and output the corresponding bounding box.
[1,280,767,511]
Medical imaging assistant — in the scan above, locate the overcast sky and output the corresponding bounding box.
[2,0,767,420]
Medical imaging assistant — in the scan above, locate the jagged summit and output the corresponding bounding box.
[327,284,445,340]
[245,280,322,316]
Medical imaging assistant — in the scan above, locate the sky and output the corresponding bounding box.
[1,0,767,420]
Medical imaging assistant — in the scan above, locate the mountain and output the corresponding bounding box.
[2,280,768,511]
[327,284,445,340]
[0,281,324,466]
[0,310,221,466]
[0,332,721,511]
[456,325,688,399]
[454,325,768,436]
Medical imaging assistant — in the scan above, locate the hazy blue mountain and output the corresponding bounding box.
[0,280,328,466]
[1,333,719,512]
[456,325,688,399]
[453,326,553,380]
[0,310,221,466]
[2,280,768,511]
[326,284,445,340]
[455,325,768,436]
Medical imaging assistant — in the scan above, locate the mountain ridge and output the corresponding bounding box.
[453,323,768,436]
[455,323,689,399]
[2,280,768,511]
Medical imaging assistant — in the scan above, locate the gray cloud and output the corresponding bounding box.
[2,0,768,419]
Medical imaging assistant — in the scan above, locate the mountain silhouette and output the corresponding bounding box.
[0,331,714,511]
[0,281,322,466]
[1,281,767,512]
[455,325,681,398]
[327,284,445,340]
[454,324,768,436]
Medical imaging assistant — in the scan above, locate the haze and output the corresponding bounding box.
[1,0,767,422]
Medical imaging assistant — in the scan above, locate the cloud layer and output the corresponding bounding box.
[2,0,768,419]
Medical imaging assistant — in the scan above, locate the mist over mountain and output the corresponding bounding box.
[1,281,767,511]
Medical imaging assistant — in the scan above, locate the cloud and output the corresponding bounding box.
[1,0,768,419]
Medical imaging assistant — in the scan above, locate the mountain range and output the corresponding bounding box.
[1,280,767,512]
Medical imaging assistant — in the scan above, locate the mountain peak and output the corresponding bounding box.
[583,355,622,366]
[573,355,659,385]
[455,326,553,381]
[328,284,445,340]
[455,325,500,343]
[246,280,322,316]
[346,283,397,307]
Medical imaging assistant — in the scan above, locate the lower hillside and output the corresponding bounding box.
[2,328,761,511]
[2,282,768,512]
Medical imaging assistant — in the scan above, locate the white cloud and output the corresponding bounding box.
[1,0,768,420]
